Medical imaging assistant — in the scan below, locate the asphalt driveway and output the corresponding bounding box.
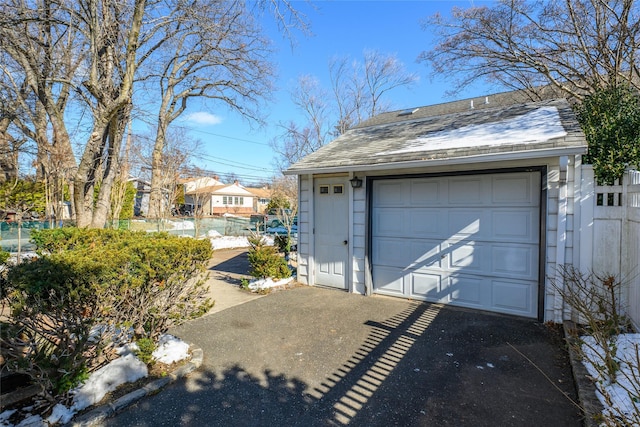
[105,259,582,427]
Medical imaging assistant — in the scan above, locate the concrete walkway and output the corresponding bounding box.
[203,248,264,315]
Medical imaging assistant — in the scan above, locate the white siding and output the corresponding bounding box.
[352,182,366,294]
[297,175,311,285]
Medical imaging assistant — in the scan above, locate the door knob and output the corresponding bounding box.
[343,240,348,245]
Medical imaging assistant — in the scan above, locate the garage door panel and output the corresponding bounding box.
[373,208,406,236]
[448,177,484,204]
[374,181,406,206]
[410,240,443,269]
[448,210,484,237]
[409,272,443,300]
[449,275,483,306]
[492,280,534,314]
[372,237,406,267]
[492,174,535,204]
[372,266,405,296]
[492,209,536,242]
[448,241,484,271]
[373,237,443,269]
[407,209,443,236]
[410,180,442,206]
[491,244,537,278]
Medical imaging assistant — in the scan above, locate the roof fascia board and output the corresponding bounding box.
[283,145,587,176]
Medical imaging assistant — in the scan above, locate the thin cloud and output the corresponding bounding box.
[184,112,222,125]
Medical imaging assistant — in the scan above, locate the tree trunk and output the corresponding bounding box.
[74,120,108,228]
[110,117,133,226]
[148,115,168,219]
[91,109,128,228]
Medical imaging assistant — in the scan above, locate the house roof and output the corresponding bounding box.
[246,187,272,198]
[185,182,255,197]
[285,98,587,175]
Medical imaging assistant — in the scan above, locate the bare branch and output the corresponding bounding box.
[419,0,640,100]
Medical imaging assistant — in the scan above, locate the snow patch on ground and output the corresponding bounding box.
[248,276,294,291]
[208,234,273,250]
[0,334,190,427]
[581,333,640,421]
[153,334,190,365]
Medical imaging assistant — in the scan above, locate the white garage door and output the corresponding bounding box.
[371,172,540,318]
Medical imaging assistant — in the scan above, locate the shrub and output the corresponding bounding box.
[29,227,162,254]
[274,234,291,254]
[0,228,213,402]
[553,267,628,379]
[0,249,10,265]
[552,266,639,425]
[247,235,290,280]
[135,338,156,366]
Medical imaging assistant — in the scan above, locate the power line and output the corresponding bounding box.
[177,126,272,146]
[192,150,277,173]
[131,111,272,146]
[127,129,278,174]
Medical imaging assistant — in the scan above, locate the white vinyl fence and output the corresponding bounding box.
[579,166,640,329]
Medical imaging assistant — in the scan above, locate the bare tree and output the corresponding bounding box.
[272,75,331,170]
[133,127,199,219]
[186,189,209,238]
[145,0,274,219]
[419,0,640,100]
[71,0,148,228]
[272,50,418,170]
[0,104,22,183]
[0,0,312,229]
[0,1,81,220]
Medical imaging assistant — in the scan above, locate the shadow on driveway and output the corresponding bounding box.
[106,287,582,426]
[207,249,252,286]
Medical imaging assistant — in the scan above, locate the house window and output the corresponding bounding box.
[333,185,344,194]
[234,196,243,205]
[319,185,329,194]
[222,196,229,205]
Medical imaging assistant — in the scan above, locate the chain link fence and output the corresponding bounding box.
[1,216,256,252]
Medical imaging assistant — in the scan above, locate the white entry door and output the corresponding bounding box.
[314,177,348,289]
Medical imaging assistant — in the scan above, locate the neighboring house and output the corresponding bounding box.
[246,186,272,213]
[286,94,590,323]
[184,180,256,215]
[180,176,224,193]
[130,177,172,217]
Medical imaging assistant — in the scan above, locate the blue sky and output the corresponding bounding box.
[175,1,493,186]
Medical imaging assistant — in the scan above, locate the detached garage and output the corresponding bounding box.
[285,95,588,322]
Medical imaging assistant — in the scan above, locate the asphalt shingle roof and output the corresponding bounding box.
[285,97,587,175]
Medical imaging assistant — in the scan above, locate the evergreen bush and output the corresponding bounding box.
[247,235,290,280]
[578,85,640,184]
[0,228,213,402]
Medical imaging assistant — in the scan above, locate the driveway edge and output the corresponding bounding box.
[563,321,603,427]
[67,346,203,427]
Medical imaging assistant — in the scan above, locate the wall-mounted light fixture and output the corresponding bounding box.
[349,176,363,188]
